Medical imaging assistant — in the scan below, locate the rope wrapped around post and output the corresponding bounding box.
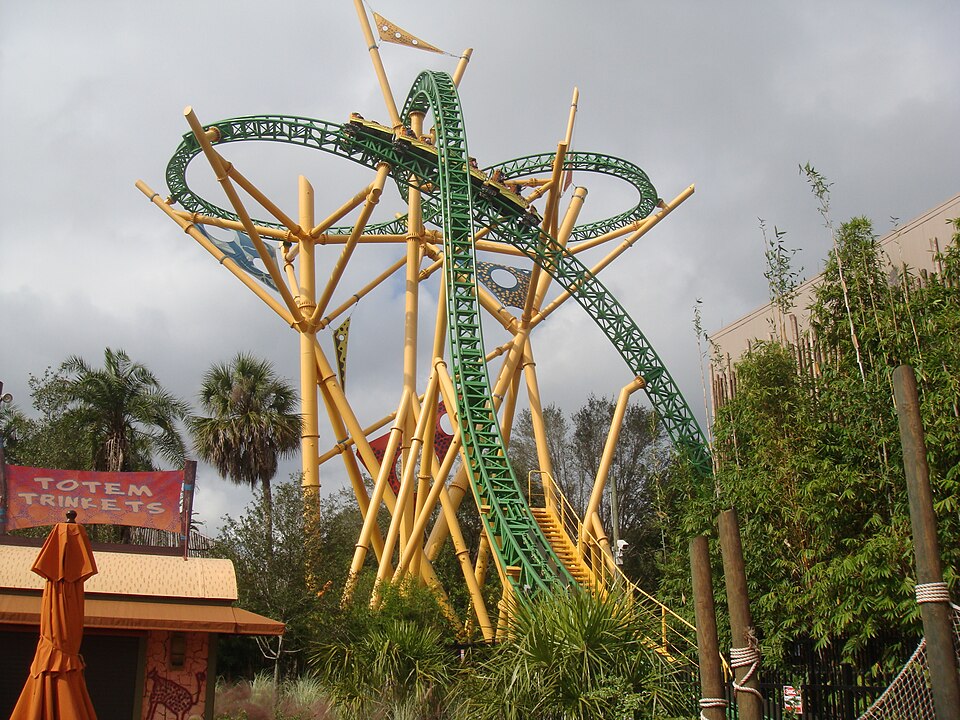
[699,696,728,720]
[915,581,951,604]
[729,630,763,700]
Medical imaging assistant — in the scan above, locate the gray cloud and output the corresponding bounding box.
[2,0,957,533]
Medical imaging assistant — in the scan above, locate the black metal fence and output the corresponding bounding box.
[682,634,919,719]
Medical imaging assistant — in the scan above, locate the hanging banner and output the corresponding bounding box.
[356,402,455,497]
[373,12,445,54]
[334,317,351,390]
[3,465,185,533]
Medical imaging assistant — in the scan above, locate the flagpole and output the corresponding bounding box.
[352,0,403,130]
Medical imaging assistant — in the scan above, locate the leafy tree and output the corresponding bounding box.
[660,214,960,667]
[1,351,188,541]
[43,348,190,473]
[191,353,301,542]
[214,478,326,680]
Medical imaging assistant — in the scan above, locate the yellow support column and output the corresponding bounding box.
[351,0,402,130]
[581,376,646,562]
[298,178,322,576]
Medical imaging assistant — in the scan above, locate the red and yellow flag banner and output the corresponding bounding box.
[2,465,185,533]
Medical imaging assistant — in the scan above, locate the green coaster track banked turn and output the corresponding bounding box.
[164,71,711,597]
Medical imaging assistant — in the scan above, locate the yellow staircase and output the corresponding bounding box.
[528,472,701,666]
[530,507,595,589]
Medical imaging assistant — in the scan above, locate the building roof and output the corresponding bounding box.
[0,540,283,636]
[0,593,283,635]
[0,544,238,600]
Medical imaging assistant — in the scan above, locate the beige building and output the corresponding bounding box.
[708,192,959,409]
[710,194,960,413]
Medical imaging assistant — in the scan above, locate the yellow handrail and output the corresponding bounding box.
[527,469,698,661]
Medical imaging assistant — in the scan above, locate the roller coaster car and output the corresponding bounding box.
[347,113,393,139]
[518,206,543,229]
[474,171,531,215]
[392,130,440,164]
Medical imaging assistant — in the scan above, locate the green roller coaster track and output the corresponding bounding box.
[165,71,711,597]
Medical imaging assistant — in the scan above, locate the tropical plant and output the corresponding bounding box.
[659,211,960,668]
[466,587,688,719]
[310,579,463,719]
[191,353,301,540]
[58,347,189,472]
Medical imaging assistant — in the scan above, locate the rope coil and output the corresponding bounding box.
[730,634,763,700]
[699,696,728,719]
[915,581,951,604]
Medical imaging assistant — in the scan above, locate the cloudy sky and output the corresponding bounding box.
[1,1,958,534]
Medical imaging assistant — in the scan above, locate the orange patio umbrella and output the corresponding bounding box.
[11,512,99,720]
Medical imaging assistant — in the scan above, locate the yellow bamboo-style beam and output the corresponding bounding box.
[452,48,473,87]
[283,180,381,263]
[569,184,695,256]
[311,181,386,239]
[317,380,387,562]
[183,107,305,326]
[310,163,390,324]
[311,342,400,521]
[564,87,579,147]
[400,115,425,552]
[371,376,439,607]
[520,340,556,510]
[522,186,587,324]
[171,211,296,243]
[394,422,461,581]
[315,255,407,331]
[409,238,439,577]
[282,248,300,299]
[298,177,321,502]
[317,408,396,465]
[392,389,462,583]
[474,533,491,590]
[352,0,402,130]
[136,182,295,325]
[343,391,410,604]
[496,572,519,640]
[581,376,646,551]
[589,512,617,576]
[437,482,494,639]
[225,162,304,237]
[541,141,568,240]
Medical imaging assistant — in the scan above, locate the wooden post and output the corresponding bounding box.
[690,536,727,720]
[892,365,960,719]
[181,460,196,560]
[718,508,764,720]
[0,436,8,535]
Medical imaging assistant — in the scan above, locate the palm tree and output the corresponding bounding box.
[190,353,301,541]
[61,348,189,472]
